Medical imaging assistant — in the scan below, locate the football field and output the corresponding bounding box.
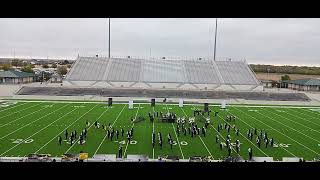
[0,100,320,161]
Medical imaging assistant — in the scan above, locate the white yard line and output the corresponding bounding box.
[267,107,320,134]
[0,103,47,128]
[34,104,98,154]
[0,102,43,121]
[166,104,185,159]
[0,102,28,113]
[283,108,320,128]
[257,107,320,144]
[123,104,140,158]
[64,107,110,154]
[171,123,185,159]
[234,106,320,156]
[0,105,75,156]
[299,107,320,117]
[180,107,212,157]
[0,103,66,141]
[93,104,126,157]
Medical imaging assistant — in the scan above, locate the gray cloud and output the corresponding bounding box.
[0,18,320,66]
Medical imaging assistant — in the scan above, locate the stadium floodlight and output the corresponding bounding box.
[214,18,218,61]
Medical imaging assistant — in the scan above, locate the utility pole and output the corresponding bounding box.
[213,18,218,61]
[108,18,111,58]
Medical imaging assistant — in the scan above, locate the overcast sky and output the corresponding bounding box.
[0,18,320,66]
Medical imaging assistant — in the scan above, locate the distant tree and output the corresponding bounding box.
[67,64,71,68]
[11,59,23,67]
[281,74,291,81]
[2,64,12,71]
[57,66,68,76]
[21,65,34,73]
[51,64,57,68]
[42,64,49,69]
[63,60,70,65]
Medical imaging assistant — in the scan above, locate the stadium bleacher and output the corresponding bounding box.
[65,57,260,87]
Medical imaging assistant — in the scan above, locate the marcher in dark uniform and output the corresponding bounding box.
[184,128,187,136]
[169,139,173,150]
[121,128,124,137]
[265,138,269,148]
[65,130,68,140]
[219,142,223,150]
[248,148,253,160]
[114,130,117,139]
[58,136,62,145]
[202,127,206,137]
[256,137,260,148]
[228,146,232,156]
[118,146,123,158]
[270,138,274,147]
[152,132,155,148]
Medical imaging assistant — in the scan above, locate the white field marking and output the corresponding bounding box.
[34,104,98,154]
[166,104,184,159]
[64,107,110,153]
[279,108,320,128]
[180,107,212,157]
[6,99,320,109]
[0,103,47,128]
[289,108,320,124]
[301,108,320,117]
[234,106,320,156]
[258,107,320,144]
[93,104,126,157]
[267,107,320,133]
[0,104,67,141]
[209,107,273,157]
[171,123,185,159]
[224,107,297,157]
[0,105,76,156]
[0,102,28,113]
[0,102,43,121]
[123,104,140,158]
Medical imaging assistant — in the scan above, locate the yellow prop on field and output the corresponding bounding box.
[79,153,88,160]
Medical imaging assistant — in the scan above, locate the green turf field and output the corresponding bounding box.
[0,100,320,161]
